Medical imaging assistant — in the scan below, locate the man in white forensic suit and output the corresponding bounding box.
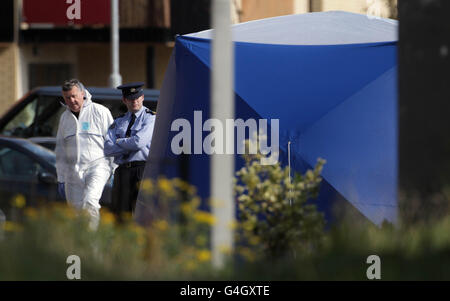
[55,79,115,230]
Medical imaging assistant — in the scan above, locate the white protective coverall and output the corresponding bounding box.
[55,90,115,229]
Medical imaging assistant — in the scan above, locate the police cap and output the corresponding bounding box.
[117,82,145,100]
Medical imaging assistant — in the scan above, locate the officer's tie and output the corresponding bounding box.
[123,113,136,160]
[125,113,136,137]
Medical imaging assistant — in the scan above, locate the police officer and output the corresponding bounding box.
[104,82,156,219]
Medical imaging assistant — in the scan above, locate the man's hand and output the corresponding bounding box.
[57,182,66,199]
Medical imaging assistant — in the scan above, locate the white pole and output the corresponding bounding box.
[211,0,235,268]
[109,0,122,87]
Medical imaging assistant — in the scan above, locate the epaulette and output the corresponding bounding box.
[116,113,126,119]
[146,109,156,115]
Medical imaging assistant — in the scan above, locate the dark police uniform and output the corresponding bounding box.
[104,82,156,218]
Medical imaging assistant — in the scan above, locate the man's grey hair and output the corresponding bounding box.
[62,79,85,93]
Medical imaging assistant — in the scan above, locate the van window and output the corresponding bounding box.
[35,95,65,136]
[3,96,37,137]
[2,95,64,138]
[0,146,44,180]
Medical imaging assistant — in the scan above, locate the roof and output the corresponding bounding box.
[186,11,397,45]
[0,135,55,161]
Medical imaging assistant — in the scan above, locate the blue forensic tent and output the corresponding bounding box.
[137,11,398,226]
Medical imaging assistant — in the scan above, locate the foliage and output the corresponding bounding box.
[234,141,326,260]
[1,150,450,280]
[138,177,218,278]
[0,182,220,280]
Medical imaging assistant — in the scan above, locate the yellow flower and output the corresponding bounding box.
[3,221,23,232]
[101,211,116,225]
[11,194,26,208]
[121,212,133,222]
[140,179,153,194]
[62,206,77,219]
[129,224,145,236]
[172,178,184,189]
[196,249,211,262]
[191,197,201,208]
[158,177,175,197]
[194,211,216,225]
[154,220,168,231]
[243,222,254,232]
[181,203,193,215]
[24,207,38,219]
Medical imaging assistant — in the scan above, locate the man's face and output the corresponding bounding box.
[122,95,144,113]
[62,86,84,113]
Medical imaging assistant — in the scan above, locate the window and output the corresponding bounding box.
[35,95,65,136]
[3,97,38,137]
[0,0,14,42]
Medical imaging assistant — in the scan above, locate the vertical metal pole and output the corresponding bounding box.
[109,0,122,87]
[211,0,235,268]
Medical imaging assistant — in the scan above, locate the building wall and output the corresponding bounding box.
[14,42,170,93]
[77,43,148,87]
[0,44,18,114]
[77,44,110,87]
[240,0,295,22]
[18,44,78,94]
[314,0,394,17]
[154,43,174,89]
[120,0,170,28]
[293,0,311,14]
[238,0,377,22]
[118,44,148,85]
[319,0,366,14]
[77,43,172,89]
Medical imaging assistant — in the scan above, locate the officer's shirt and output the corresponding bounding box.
[104,106,155,165]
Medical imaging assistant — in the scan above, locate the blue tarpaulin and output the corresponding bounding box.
[137,11,398,226]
